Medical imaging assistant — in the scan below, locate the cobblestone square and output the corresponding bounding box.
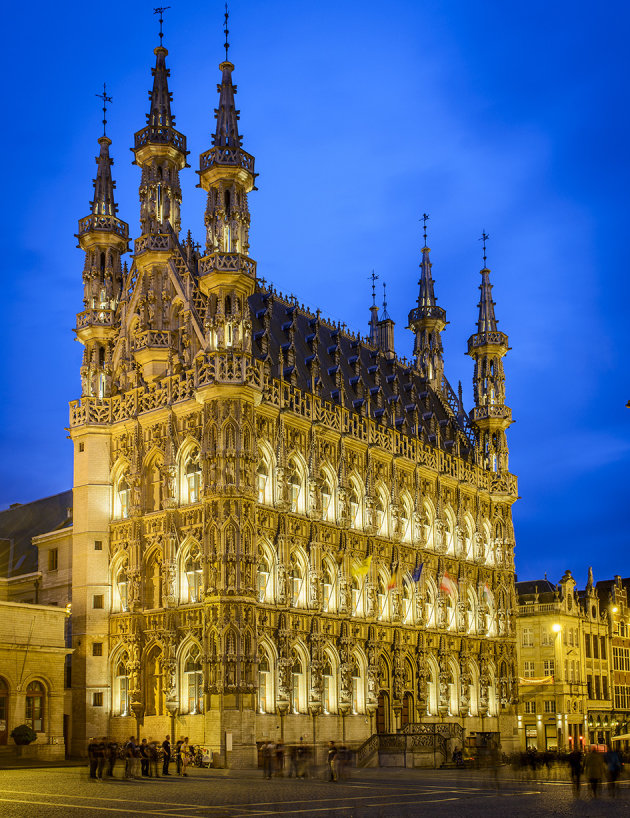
[1,765,630,817]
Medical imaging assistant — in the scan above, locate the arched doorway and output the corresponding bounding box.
[0,677,8,744]
[402,691,413,727]
[376,691,390,733]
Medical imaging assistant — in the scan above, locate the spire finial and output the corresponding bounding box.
[224,2,230,61]
[382,282,390,319]
[421,213,430,248]
[154,6,170,46]
[95,83,112,137]
[368,270,379,307]
[479,230,490,267]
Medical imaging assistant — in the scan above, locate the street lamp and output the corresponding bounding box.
[552,623,561,633]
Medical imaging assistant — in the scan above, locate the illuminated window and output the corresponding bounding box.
[118,476,130,520]
[115,656,130,716]
[258,656,272,713]
[185,457,201,503]
[322,564,335,612]
[322,659,335,713]
[184,554,202,603]
[184,648,203,714]
[257,556,272,603]
[25,681,45,732]
[377,577,387,621]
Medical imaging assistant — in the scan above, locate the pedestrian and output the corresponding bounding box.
[327,741,337,782]
[568,747,583,797]
[125,736,137,779]
[296,737,307,779]
[162,735,172,775]
[584,746,605,798]
[149,738,160,778]
[181,737,190,777]
[275,742,285,776]
[175,739,183,775]
[605,746,622,797]
[288,743,298,777]
[87,737,98,780]
[262,741,273,779]
[140,738,150,776]
[106,738,118,778]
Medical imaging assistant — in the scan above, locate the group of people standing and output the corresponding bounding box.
[87,735,195,780]
[261,738,311,779]
[569,745,623,798]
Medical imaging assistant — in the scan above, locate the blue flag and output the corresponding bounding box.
[412,563,423,583]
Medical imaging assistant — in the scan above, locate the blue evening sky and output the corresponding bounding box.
[1,1,628,587]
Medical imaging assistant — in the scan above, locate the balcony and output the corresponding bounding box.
[78,214,128,239]
[199,145,255,174]
[134,125,187,154]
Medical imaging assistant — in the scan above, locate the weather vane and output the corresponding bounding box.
[224,3,230,61]
[368,270,379,306]
[421,213,430,247]
[154,6,170,45]
[95,83,112,137]
[479,230,490,267]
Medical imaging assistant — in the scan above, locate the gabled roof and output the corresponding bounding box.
[0,490,72,578]
[248,289,475,456]
[515,579,556,600]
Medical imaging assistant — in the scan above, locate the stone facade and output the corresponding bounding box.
[0,600,70,756]
[63,28,520,765]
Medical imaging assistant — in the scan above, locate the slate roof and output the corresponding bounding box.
[515,579,556,601]
[0,490,72,578]
[248,289,476,459]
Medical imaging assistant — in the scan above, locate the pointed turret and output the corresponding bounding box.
[467,235,512,472]
[76,130,129,398]
[197,29,257,312]
[375,283,396,359]
[133,42,188,247]
[407,217,446,386]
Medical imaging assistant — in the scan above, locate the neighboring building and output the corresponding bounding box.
[0,600,71,757]
[515,569,630,752]
[516,572,587,751]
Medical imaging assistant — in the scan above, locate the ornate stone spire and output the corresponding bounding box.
[467,233,512,472]
[76,124,129,399]
[407,214,446,386]
[133,34,188,241]
[197,20,257,302]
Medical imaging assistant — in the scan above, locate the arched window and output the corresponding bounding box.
[183,452,201,504]
[445,593,457,631]
[402,581,413,625]
[183,553,202,603]
[467,590,477,635]
[291,654,306,714]
[468,663,479,717]
[145,553,162,610]
[25,681,45,732]
[257,553,273,603]
[113,566,128,613]
[183,646,203,714]
[445,512,455,555]
[145,460,162,513]
[425,583,437,628]
[287,457,306,514]
[351,575,363,617]
[487,671,497,717]
[115,653,130,716]
[258,654,273,713]
[351,658,365,714]
[400,495,413,543]
[116,475,130,520]
[322,562,336,612]
[464,522,474,560]
[375,490,387,537]
[322,657,335,714]
[377,576,388,621]
[321,468,335,522]
[257,448,273,505]
[423,502,434,550]
[289,556,305,608]
[448,667,458,716]
[349,480,362,530]
[427,661,438,716]
[145,645,164,716]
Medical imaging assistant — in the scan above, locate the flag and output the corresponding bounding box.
[440,572,457,597]
[412,563,424,583]
[387,568,399,591]
[482,582,493,605]
[351,555,372,578]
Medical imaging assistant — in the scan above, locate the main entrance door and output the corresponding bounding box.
[401,691,413,727]
[0,678,8,745]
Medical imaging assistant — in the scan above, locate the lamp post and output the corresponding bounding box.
[552,623,562,750]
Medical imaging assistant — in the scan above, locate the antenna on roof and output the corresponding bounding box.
[223,2,230,61]
[382,282,390,320]
[368,270,379,307]
[153,6,170,46]
[421,212,430,247]
[479,230,490,267]
[95,83,112,137]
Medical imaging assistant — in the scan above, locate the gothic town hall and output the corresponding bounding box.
[67,29,519,764]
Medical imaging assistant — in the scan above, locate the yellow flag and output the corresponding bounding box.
[352,555,372,578]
